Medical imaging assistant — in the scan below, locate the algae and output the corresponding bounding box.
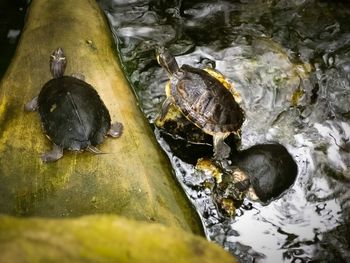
[0,0,202,234]
[0,215,236,263]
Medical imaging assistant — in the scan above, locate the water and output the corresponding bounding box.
[0,0,27,79]
[98,0,350,262]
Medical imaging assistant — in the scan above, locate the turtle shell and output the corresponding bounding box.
[38,76,111,150]
[170,64,245,135]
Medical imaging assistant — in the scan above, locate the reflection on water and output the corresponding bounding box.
[98,0,350,262]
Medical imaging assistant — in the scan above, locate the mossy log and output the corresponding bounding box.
[0,0,202,234]
[0,215,236,263]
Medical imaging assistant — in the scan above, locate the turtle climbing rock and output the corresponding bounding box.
[156,46,245,159]
[25,48,123,162]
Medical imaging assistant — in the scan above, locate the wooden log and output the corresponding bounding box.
[0,0,202,234]
[0,215,236,263]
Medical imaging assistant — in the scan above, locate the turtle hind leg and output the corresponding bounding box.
[24,96,38,111]
[41,144,63,163]
[213,133,231,160]
[107,121,123,138]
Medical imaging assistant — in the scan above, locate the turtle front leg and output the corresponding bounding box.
[41,144,63,162]
[107,121,123,138]
[213,133,231,160]
[24,96,38,111]
[159,97,173,121]
[71,73,86,81]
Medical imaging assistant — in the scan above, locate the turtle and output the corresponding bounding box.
[25,47,123,162]
[156,46,245,159]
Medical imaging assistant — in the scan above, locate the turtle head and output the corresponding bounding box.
[156,47,180,76]
[50,48,66,78]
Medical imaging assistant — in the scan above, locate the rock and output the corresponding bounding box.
[233,143,298,203]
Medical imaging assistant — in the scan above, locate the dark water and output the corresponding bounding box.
[98,0,350,262]
[0,0,27,79]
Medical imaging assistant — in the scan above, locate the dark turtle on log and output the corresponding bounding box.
[156,47,245,159]
[25,48,123,162]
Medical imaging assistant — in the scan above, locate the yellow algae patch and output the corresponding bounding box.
[196,158,223,183]
[0,215,237,263]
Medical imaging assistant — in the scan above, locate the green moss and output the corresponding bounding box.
[291,87,305,106]
[0,215,236,263]
[342,111,350,120]
[0,0,202,234]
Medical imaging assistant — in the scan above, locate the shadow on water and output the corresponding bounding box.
[98,0,350,262]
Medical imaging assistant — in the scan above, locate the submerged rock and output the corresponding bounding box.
[232,143,298,203]
[195,143,297,217]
